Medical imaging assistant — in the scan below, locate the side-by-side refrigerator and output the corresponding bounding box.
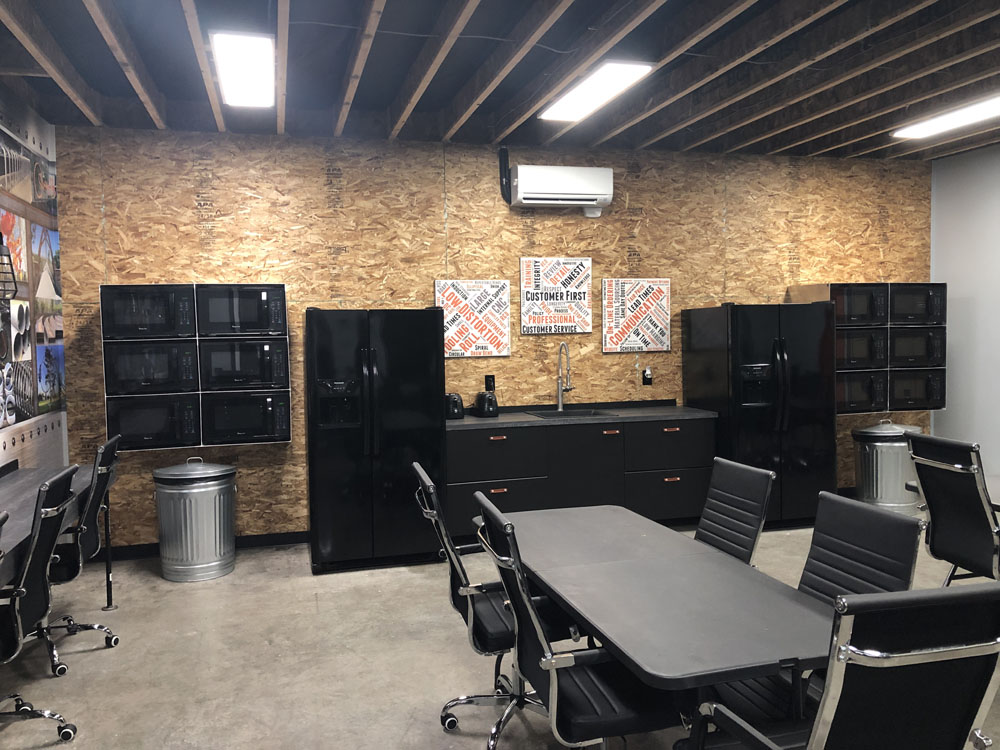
[682,302,836,521]
[306,308,445,572]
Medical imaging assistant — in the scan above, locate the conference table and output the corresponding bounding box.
[0,465,93,585]
[501,505,833,690]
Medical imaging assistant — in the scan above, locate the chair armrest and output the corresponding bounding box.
[458,581,505,597]
[539,647,613,671]
[453,543,483,556]
[689,703,782,750]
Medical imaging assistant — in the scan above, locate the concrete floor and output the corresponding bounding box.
[0,522,995,749]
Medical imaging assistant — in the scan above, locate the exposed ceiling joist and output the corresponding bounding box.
[82,0,166,129]
[0,66,48,77]
[444,0,573,142]
[334,0,385,137]
[630,0,935,150]
[691,0,1000,153]
[388,0,480,140]
[590,0,847,148]
[543,0,755,145]
[180,0,224,132]
[276,0,289,134]
[921,128,1000,159]
[0,0,102,125]
[492,0,668,144]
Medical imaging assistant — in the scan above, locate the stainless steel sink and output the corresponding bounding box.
[526,409,617,419]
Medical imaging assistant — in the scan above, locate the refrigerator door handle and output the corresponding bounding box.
[780,337,791,432]
[361,348,371,456]
[772,338,785,432]
[371,348,381,457]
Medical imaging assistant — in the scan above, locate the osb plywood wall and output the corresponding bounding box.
[57,127,930,545]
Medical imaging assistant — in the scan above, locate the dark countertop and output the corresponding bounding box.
[446,403,716,431]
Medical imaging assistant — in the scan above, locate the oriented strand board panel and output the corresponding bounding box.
[57,127,930,545]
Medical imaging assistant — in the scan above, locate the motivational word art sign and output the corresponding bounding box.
[602,278,671,353]
[435,280,511,357]
[519,257,592,335]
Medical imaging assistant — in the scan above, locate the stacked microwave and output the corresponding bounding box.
[100,284,291,450]
[787,283,946,413]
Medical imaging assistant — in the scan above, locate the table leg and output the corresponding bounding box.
[101,499,117,612]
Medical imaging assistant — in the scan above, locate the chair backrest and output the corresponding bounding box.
[908,433,999,580]
[0,458,18,479]
[411,462,471,617]
[475,492,554,707]
[694,458,775,564]
[798,492,922,606]
[807,583,1000,749]
[77,434,121,561]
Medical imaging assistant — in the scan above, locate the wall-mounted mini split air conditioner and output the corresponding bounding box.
[499,148,613,218]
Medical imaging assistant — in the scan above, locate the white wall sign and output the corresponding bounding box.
[519,257,592,335]
[435,279,510,357]
[602,278,671,353]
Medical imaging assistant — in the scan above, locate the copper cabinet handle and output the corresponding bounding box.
[489,488,508,494]
[489,435,507,441]
[603,429,620,435]
[663,477,681,483]
[663,427,680,432]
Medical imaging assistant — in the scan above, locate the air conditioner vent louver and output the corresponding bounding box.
[501,161,613,218]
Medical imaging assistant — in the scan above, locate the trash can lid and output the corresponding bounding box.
[852,419,923,443]
[153,457,236,482]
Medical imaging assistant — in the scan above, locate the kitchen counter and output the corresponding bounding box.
[447,403,716,431]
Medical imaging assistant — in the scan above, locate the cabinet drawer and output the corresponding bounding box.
[443,477,550,538]
[624,468,712,522]
[447,427,548,484]
[624,419,715,471]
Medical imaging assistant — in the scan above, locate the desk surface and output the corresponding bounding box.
[505,505,833,690]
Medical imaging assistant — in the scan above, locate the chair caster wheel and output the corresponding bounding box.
[53,663,68,677]
[58,723,76,742]
[15,701,33,713]
[105,635,120,648]
[441,713,459,732]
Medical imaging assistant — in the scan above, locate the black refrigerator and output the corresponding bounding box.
[682,302,836,521]
[305,308,445,572]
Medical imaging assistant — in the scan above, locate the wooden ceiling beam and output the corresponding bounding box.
[492,0,668,144]
[919,128,1000,160]
[0,66,48,77]
[180,0,224,132]
[276,0,289,134]
[444,0,573,142]
[82,0,166,129]
[334,0,385,137]
[629,0,935,150]
[388,0,480,140]
[589,0,847,148]
[688,0,1000,153]
[544,0,755,145]
[0,0,102,125]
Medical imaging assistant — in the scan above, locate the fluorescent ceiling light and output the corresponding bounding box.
[210,32,275,108]
[893,94,1000,139]
[539,62,653,122]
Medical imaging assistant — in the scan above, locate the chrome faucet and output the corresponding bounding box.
[556,342,573,411]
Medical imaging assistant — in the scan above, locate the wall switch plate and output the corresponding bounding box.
[642,367,652,386]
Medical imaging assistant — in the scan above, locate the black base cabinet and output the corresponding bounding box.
[445,414,715,529]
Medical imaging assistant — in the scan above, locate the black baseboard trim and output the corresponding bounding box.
[103,531,309,561]
[311,550,442,575]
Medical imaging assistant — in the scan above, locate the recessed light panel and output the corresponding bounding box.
[539,62,653,123]
[210,32,275,108]
[893,94,1000,139]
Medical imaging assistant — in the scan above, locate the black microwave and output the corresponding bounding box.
[100,284,196,339]
[836,370,887,414]
[199,338,289,390]
[201,391,291,445]
[889,283,946,325]
[196,284,287,337]
[889,369,946,411]
[103,340,199,395]
[835,328,887,370]
[106,394,200,450]
[889,327,946,368]
[830,283,888,327]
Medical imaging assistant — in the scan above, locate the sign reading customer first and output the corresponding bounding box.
[520,257,592,335]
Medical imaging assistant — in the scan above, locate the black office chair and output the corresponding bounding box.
[694,459,776,565]
[0,469,78,741]
[908,433,999,586]
[676,582,1000,750]
[711,492,923,724]
[476,491,693,749]
[46,436,121,650]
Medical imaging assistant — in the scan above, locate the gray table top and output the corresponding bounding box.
[505,505,833,690]
[0,466,92,584]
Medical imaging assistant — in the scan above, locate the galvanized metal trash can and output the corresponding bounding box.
[852,420,923,516]
[153,458,236,582]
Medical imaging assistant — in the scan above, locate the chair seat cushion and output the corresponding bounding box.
[555,659,687,744]
[673,718,814,749]
[469,589,515,653]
